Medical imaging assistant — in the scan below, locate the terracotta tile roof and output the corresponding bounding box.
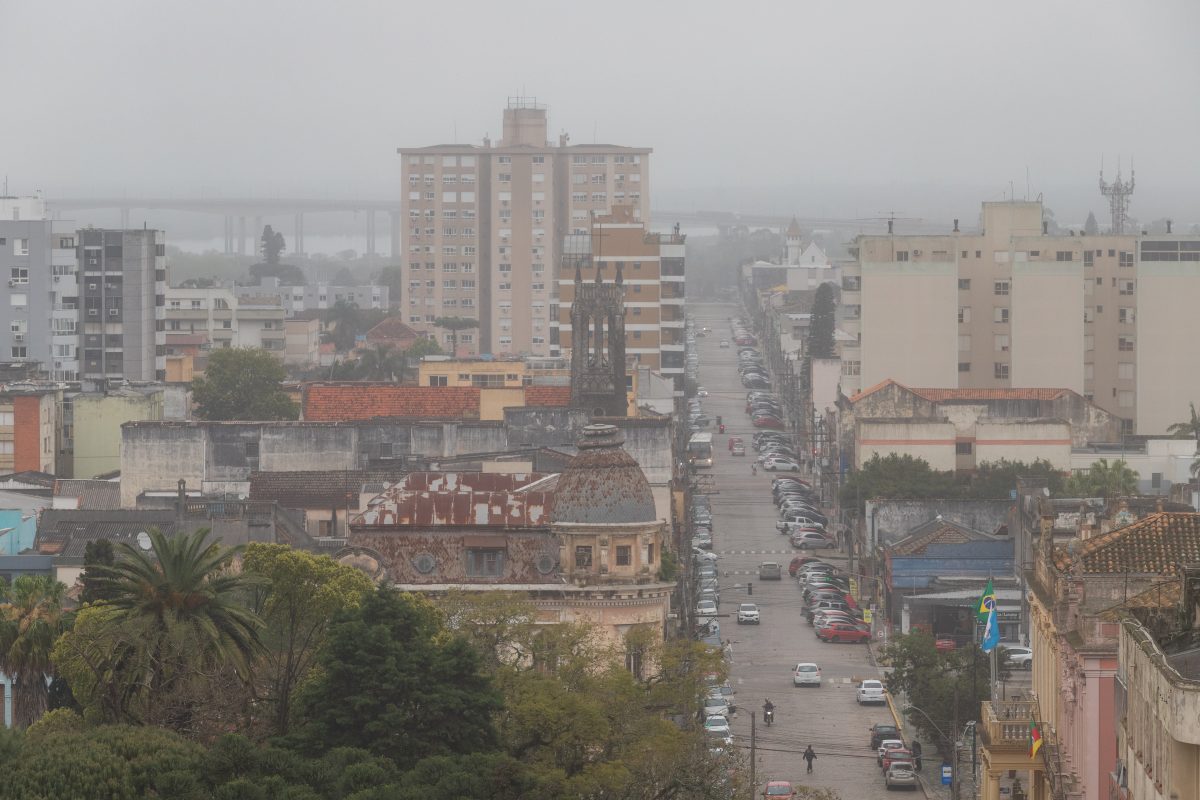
[889,521,993,556]
[352,490,553,528]
[849,379,1074,405]
[303,384,480,421]
[1054,512,1200,575]
[364,317,420,344]
[249,469,408,509]
[524,385,572,406]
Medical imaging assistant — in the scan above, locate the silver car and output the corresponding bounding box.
[885,761,918,790]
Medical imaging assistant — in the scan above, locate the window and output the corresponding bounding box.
[466,549,505,577]
[1085,334,1094,351]
[1084,307,1095,323]
[1085,363,1094,381]
[461,279,475,289]
[1084,251,1094,267]
[10,346,27,359]
[244,442,260,458]
[1118,362,1135,380]
[961,250,968,259]
[1028,250,1039,258]
[994,334,1009,352]
[895,251,909,261]
[958,334,971,351]
[1151,472,1162,490]
[1119,307,1134,324]
[572,192,587,203]
[841,360,860,376]
[994,363,1009,379]
[1119,336,1135,352]
[1056,251,1074,262]
[575,546,593,569]
[955,442,973,455]
[958,362,971,372]
[497,156,511,165]
[993,307,1009,323]
[958,307,971,323]
[994,280,1010,295]
[616,545,632,566]
[498,173,511,183]
[1119,280,1135,295]
[532,155,544,164]
[1119,251,1134,267]
[10,293,27,307]
[1118,391,1135,408]
[9,267,28,284]
[958,278,971,290]
[13,238,29,256]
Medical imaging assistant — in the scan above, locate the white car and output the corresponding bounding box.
[791,531,837,549]
[719,340,730,348]
[1002,645,1033,670]
[696,599,718,618]
[703,693,732,718]
[792,662,822,687]
[763,457,801,472]
[697,387,709,397]
[878,739,906,765]
[704,714,733,744]
[857,679,886,705]
[694,551,719,563]
[736,603,761,624]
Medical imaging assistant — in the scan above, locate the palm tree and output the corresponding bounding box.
[355,344,404,381]
[1077,458,1141,498]
[1167,402,1200,441]
[91,528,264,726]
[0,575,67,728]
[434,316,479,357]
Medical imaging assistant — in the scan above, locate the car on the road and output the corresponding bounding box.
[857,679,887,705]
[696,599,718,618]
[737,603,761,624]
[881,748,913,773]
[877,739,905,766]
[704,714,733,743]
[763,457,801,472]
[731,443,746,456]
[819,622,871,644]
[763,781,795,797]
[792,662,822,687]
[791,531,837,549]
[870,723,902,749]
[753,415,784,429]
[719,339,730,348]
[696,387,709,397]
[935,638,957,652]
[758,561,782,580]
[1001,644,1033,670]
[884,761,918,790]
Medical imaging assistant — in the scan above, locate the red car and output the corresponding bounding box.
[788,556,823,577]
[935,638,956,652]
[816,622,870,643]
[753,416,785,430]
[882,748,913,772]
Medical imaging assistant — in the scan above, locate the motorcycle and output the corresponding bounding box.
[764,709,774,727]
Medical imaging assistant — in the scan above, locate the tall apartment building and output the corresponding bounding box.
[840,199,1200,434]
[556,207,686,390]
[1,196,80,380]
[235,277,388,315]
[165,286,286,355]
[78,228,166,382]
[398,99,651,357]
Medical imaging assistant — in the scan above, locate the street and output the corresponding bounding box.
[690,302,900,799]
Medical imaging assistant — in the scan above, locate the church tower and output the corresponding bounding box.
[785,217,803,264]
[569,257,628,417]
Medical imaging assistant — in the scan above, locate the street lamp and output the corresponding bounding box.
[903,703,958,800]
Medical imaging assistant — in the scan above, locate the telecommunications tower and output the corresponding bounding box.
[1099,157,1135,234]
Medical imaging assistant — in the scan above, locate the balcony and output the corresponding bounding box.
[980,700,1039,748]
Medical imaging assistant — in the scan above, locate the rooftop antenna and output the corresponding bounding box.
[1099,155,1135,234]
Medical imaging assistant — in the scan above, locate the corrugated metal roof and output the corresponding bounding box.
[351,490,552,528]
[552,424,656,525]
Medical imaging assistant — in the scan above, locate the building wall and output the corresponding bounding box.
[1136,259,1200,434]
[863,498,1013,547]
[417,359,526,388]
[860,260,958,388]
[974,420,1072,469]
[1011,261,1084,391]
[856,419,956,471]
[72,391,164,479]
[283,317,321,365]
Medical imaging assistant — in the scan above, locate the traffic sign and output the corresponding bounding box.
[941,765,953,785]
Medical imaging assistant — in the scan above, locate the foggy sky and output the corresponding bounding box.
[4,0,1199,224]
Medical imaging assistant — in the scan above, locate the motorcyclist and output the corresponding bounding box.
[751,463,757,476]
[762,699,775,725]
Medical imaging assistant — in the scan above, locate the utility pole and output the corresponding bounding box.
[750,712,756,797]
[951,682,960,800]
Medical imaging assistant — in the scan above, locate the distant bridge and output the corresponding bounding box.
[45,196,947,258]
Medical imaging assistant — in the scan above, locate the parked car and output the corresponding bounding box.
[763,457,801,472]
[792,662,822,687]
[1001,645,1033,670]
[737,603,761,624]
[885,761,918,790]
[763,781,796,797]
[696,599,718,618]
[871,724,902,749]
[882,748,913,773]
[788,556,823,577]
[704,714,733,744]
[935,638,956,652]
[702,693,732,719]
[792,531,837,549]
[877,739,906,766]
[857,679,887,705]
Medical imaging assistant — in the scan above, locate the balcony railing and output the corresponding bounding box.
[980,700,1038,747]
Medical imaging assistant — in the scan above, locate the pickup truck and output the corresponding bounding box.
[758,561,782,580]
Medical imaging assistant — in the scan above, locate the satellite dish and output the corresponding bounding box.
[136,531,152,551]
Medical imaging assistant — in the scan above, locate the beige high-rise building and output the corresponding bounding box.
[398,99,650,358]
[556,207,687,392]
[840,200,1200,434]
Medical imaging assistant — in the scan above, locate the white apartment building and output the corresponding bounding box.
[1,196,80,380]
[398,99,650,357]
[164,287,286,355]
[840,200,1200,434]
[236,277,388,315]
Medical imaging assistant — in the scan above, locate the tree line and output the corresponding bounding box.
[0,531,742,799]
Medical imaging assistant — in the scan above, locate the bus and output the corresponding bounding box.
[688,432,714,468]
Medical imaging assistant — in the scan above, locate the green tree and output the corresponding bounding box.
[1084,211,1100,236]
[192,347,299,420]
[291,588,502,768]
[807,282,836,358]
[242,543,374,737]
[436,590,538,672]
[1065,458,1140,498]
[261,225,286,265]
[434,316,480,356]
[374,265,402,306]
[839,454,958,512]
[249,260,306,286]
[79,538,118,605]
[1167,402,1200,441]
[405,337,443,360]
[349,752,561,800]
[54,528,264,730]
[964,459,1066,499]
[354,344,405,381]
[0,575,68,728]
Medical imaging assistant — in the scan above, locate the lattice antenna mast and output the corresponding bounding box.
[1099,156,1135,234]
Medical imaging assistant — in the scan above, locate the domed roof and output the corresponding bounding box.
[552,424,657,525]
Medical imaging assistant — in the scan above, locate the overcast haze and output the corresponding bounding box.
[4,0,1199,224]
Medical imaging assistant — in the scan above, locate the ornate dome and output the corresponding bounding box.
[552,424,657,525]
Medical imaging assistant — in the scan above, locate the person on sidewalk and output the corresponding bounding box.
[911,740,923,771]
[803,745,816,773]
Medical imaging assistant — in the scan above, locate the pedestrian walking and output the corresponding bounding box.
[803,745,816,773]
[911,740,923,771]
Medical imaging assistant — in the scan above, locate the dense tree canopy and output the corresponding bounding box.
[192,347,299,421]
[807,282,836,358]
[1064,457,1140,498]
[841,454,1069,511]
[0,575,68,728]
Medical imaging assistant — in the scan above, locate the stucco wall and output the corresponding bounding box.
[856,419,956,471]
[974,420,1071,469]
[73,392,164,479]
[865,498,1013,546]
[1137,261,1200,435]
[121,423,208,506]
[860,261,958,388]
[259,426,359,472]
[1011,262,1085,391]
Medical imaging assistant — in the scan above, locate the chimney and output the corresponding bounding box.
[1042,221,1048,235]
[953,218,960,233]
[887,219,894,234]
[1167,219,1173,234]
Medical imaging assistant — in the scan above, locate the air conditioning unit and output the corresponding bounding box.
[912,249,922,257]
[108,308,119,316]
